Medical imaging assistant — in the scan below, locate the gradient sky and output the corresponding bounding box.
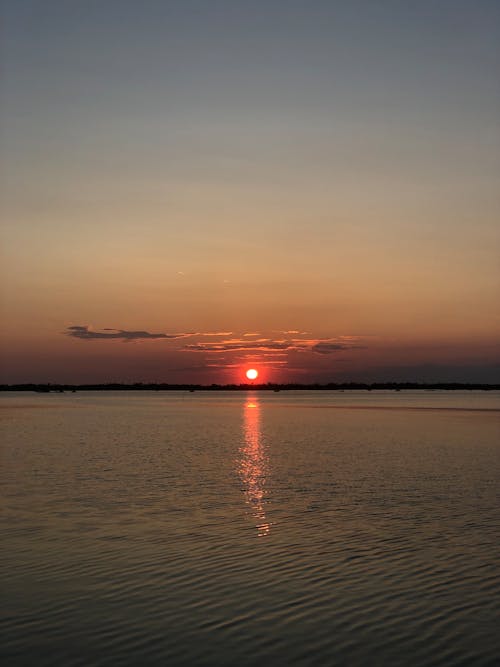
[1,0,499,383]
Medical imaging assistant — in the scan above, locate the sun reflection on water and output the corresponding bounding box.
[239,395,271,537]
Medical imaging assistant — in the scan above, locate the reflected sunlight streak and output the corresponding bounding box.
[239,395,271,537]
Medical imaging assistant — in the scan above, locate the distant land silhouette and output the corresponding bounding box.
[1,382,499,392]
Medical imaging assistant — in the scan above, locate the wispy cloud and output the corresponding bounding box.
[184,337,362,354]
[312,341,359,354]
[66,326,231,341]
[184,339,293,352]
[206,359,288,368]
[65,326,364,356]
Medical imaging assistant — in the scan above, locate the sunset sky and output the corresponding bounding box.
[1,0,499,383]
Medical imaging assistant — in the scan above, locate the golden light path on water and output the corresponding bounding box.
[239,395,271,537]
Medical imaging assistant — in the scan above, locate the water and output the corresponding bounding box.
[1,391,499,666]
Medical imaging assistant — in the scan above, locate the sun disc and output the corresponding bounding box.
[246,368,258,380]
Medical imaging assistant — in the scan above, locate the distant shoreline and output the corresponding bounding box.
[1,383,499,392]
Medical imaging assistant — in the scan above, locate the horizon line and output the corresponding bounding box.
[2,382,499,392]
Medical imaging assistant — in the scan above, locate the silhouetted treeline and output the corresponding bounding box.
[1,382,499,392]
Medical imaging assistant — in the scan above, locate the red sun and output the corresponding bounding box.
[246,368,259,380]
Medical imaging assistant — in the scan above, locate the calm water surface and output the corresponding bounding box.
[1,391,499,666]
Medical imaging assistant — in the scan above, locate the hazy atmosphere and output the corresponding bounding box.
[2,0,499,383]
[2,5,500,667]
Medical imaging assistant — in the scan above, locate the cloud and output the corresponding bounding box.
[66,326,231,342]
[184,337,363,354]
[184,339,293,352]
[311,341,355,354]
[65,327,364,355]
[66,326,191,341]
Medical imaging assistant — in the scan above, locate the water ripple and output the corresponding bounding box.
[1,391,499,666]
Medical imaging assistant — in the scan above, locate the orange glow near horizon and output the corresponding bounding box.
[246,368,259,380]
[1,4,499,387]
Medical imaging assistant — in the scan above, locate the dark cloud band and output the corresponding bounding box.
[66,326,189,340]
[66,326,231,341]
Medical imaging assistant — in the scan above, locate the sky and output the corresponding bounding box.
[1,0,499,384]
